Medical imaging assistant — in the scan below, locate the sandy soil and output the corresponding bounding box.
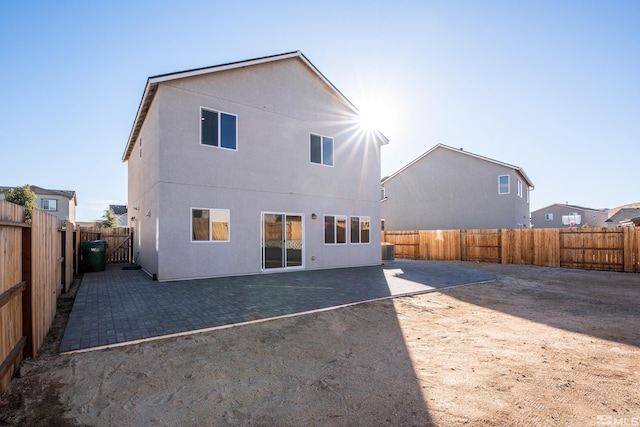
[1,262,639,426]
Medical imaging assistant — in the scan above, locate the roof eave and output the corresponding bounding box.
[382,143,533,186]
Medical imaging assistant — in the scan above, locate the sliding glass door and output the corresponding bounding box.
[262,213,303,270]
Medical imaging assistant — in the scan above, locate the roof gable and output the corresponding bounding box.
[122,51,388,161]
[382,144,534,188]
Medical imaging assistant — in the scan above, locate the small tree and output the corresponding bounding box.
[94,208,121,228]
[4,184,37,224]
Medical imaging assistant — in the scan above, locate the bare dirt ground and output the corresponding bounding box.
[1,262,639,426]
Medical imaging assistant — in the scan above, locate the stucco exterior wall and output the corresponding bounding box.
[128,94,161,276]
[128,56,383,280]
[381,147,530,230]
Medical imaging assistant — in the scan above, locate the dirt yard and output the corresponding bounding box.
[1,262,639,426]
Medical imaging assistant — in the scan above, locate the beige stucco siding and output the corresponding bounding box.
[155,59,377,202]
[127,93,161,275]
[382,147,530,230]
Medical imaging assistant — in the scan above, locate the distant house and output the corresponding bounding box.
[0,185,77,224]
[531,203,609,229]
[121,51,388,281]
[605,208,640,228]
[109,204,128,227]
[381,144,534,231]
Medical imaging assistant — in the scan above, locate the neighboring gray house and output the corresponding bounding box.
[605,207,640,228]
[381,144,534,231]
[0,185,77,224]
[122,51,388,281]
[531,203,609,229]
[109,204,128,227]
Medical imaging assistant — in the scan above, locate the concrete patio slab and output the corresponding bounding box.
[60,260,495,353]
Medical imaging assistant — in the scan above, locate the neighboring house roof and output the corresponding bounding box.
[109,204,128,216]
[122,50,389,162]
[605,208,640,225]
[531,203,608,214]
[607,202,640,218]
[0,185,77,205]
[382,143,534,189]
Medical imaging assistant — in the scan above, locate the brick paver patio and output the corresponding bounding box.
[60,260,495,352]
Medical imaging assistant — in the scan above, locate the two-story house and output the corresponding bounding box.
[531,203,609,229]
[122,51,388,281]
[381,144,534,230]
[0,185,77,224]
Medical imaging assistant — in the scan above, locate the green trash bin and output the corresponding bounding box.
[82,240,108,272]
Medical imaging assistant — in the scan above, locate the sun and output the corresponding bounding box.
[356,98,388,136]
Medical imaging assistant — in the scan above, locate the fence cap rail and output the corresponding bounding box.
[0,219,30,228]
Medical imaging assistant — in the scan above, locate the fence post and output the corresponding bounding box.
[624,227,639,273]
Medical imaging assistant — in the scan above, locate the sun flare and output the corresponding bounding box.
[356,99,388,137]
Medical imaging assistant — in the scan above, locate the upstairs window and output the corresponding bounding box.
[201,108,237,150]
[498,175,510,194]
[192,208,230,242]
[310,133,334,166]
[517,179,523,198]
[42,199,57,211]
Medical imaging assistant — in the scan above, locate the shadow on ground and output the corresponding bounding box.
[443,262,640,348]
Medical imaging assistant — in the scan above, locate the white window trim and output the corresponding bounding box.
[324,214,347,245]
[310,133,334,167]
[200,107,238,151]
[498,175,510,195]
[41,199,58,211]
[545,213,553,221]
[190,207,230,242]
[517,179,523,198]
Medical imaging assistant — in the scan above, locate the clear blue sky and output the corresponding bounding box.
[1,0,638,222]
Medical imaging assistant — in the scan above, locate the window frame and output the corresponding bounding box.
[191,207,230,242]
[41,199,57,211]
[350,216,371,244]
[324,214,347,245]
[517,179,523,198]
[200,107,238,151]
[545,213,553,221]
[310,133,334,167]
[498,175,510,195]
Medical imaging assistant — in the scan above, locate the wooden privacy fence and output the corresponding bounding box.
[382,227,640,273]
[0,200,74,396]
[78,226,133,264]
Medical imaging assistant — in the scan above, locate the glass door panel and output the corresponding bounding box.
[262,213,283,269]
[285,215,303,267]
